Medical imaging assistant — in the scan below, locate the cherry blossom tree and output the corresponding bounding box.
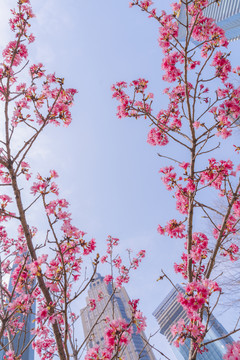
[2,0,240,360]
[112,0,240,359]
[0,1,147,360]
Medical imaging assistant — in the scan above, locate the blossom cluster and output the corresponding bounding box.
[223,341,240,360]
[129,299,147,333]
[85,298,147,360]
[157,219,186,239]
[173,233,209,280]
[85,317,132,360]
[200,159,234,190]
[171,280,221,352]
[171,314,206,350]
[11,69,77,128]
[221,243,239,262]
[178,280,221,316]
[0,0,77,131]
[111,79,153,120]
[100,236,145,288]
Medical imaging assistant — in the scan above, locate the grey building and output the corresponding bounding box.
[153,285,233,360]
[81,273,156,360]
[178,0,240,42]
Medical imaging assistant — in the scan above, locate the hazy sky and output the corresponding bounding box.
[0,1,240,359]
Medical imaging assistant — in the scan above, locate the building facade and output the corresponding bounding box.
[0,270,35,360]
[178,0,240,42]
[153,285,233,360]
[81,273,156,360]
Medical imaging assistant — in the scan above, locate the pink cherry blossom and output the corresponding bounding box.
[223,341,240,360]
[104,275,113,285]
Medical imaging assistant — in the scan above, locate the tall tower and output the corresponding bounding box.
[153,285,233,360]
[178,0,240,42]
[81,273,156,360]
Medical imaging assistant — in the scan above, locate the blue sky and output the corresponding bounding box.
[0,1,240,359]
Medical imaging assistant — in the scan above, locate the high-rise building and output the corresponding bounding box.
[0,270,35,360]
[153,285,233,360]
[81,273,156,360]
[178,0,240,42]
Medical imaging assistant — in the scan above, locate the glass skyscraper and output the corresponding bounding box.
[0,270,35,360]
[0,312,35,360]
[81,273,156,360]
[153,285,233,360]
[178,0,240,42]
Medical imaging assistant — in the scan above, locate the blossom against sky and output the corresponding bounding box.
[0,0,239,358]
